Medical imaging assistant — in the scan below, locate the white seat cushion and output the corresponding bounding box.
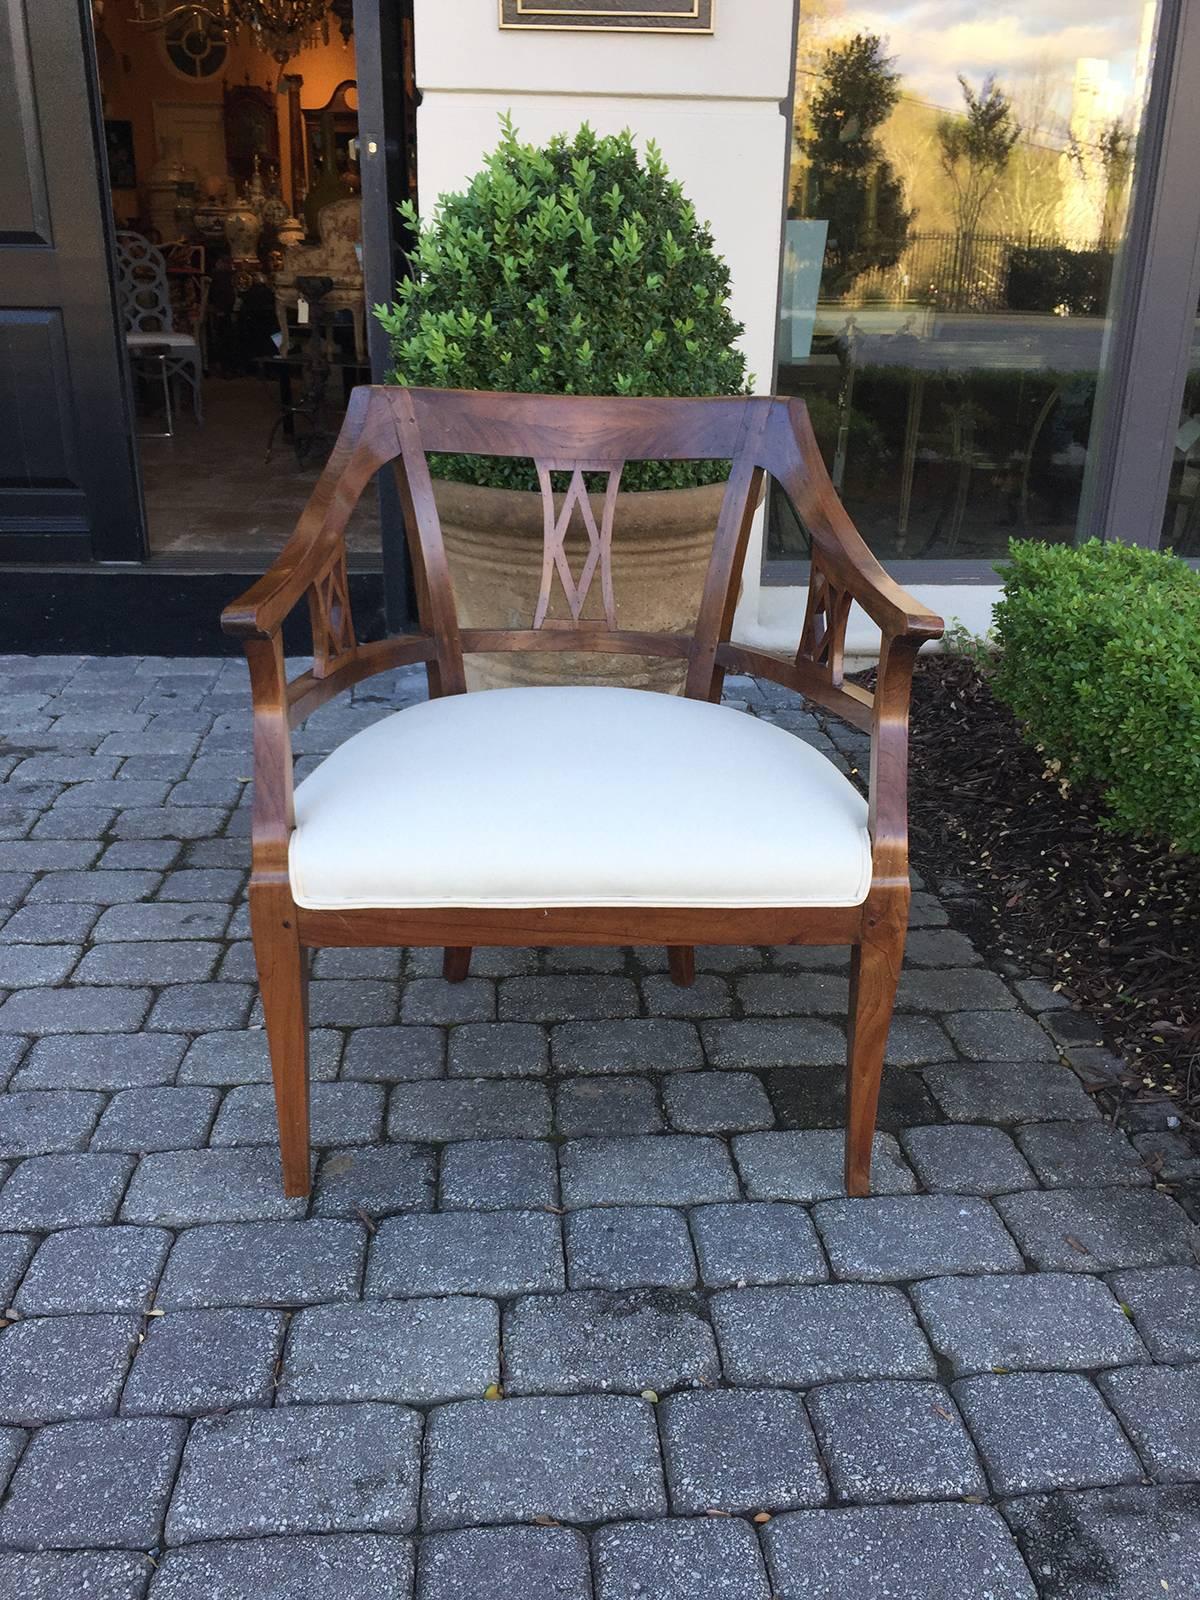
[289,685,872,911]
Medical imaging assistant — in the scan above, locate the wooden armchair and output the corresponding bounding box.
[222,387,943,1198]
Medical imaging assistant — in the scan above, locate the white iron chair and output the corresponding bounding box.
[115,230,204,428]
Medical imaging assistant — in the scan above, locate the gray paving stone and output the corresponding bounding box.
[149,1534,415,1600]
[903,928,982,966]
[178,1028,341,1085]
[503,1288,719,1396]
[157,1220,364,1309]
[1097,1365,1200,1482]
[13,1032,186,1091]
[924,1061,1099,1123]
[99,840,180,870]
[26,868,161,904]
[91,902,230,942]
[555,1076,663,1137]
[766,1062,939,1132]
[212,1082,385,1148]
[307,981,397,1028]
[313,1144,437,1219]
[17,1226,170,1315]
[689,1201,827,1287]
[0,1234,34,1305]
[418,1526,590,1600]
[0,1423,22,1495]
[439,1139,558,1210]
[0,1089,103,1156]
[447,1022,548,1078]
[943,1011,1059,1061]
[400,978,495,1025]
[641,974,733,1019]
[121,1149,308,1227]
[0,839,100,871]
[896,968,1016,1011]
[763,1502,1038,1600]
[560,1137,739,1207]
[736,971,849,1016]
[0,1152,132,1229]
[566,1206,696,1290]
[0,873,33,911]
[0,1038,26,1090]
[122,1307,285,1416]
[0,1312,140,1425]
[411,945,536,978]
[813,1195,1024,1281]
[1001,1484,1200,1600]
[499,976,639,1023]
[662,1072,773,1133]
[955,1371,1143,1493]
[0,1415,185,1550]
[387,1081,551,1141]
[899,1124,1036,1194]
[545,945,628,973]
[156,868,243,899]
[311,946,404,980]
[0,1549,152,1600]
[659,1387,826,1513]
[806,1379,985,1502]
[1109,1267,1200,1362]
[0,987,151,1034]
[911,1272,1150,1376]
[342,1027,444,1083]
[421,1394,666,1529]
[732,1131,916,1202]
[712,1285,936,1386]
[701,1019,846,1069]
[0,903,100,944]
[996,1187,1200,1271]
[92,1088,220,1153]
[73,941,221,986]
[280,1298,498,1405]
[167,1402,422,1542]
[551,1019,702,1074]
[0,944,80,987]
[367,1211,564,1298]
[593,1518,770,1600]
[1015,1121,1150,1187]
[147,983,254,1031]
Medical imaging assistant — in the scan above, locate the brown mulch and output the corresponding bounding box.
[895,653,1200,1127]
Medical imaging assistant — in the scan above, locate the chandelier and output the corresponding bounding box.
[128,1,352,65]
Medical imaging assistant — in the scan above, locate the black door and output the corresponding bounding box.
[0,0,144,563]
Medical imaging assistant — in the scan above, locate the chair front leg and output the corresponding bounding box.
[844,894,907,1196]
[250,878,311,1197]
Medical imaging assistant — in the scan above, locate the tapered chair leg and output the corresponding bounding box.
[844,929,905,1197]
[443,947,472,982]
[667,946,695,987]
[250,883,311,1198]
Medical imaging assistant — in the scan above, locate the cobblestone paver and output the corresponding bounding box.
[0,656,1196,1596]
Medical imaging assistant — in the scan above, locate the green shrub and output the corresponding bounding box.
[992,539,1200,852]
[374,116,748,491]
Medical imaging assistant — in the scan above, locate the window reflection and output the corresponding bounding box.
[1162,290,1200,552]
[770,1,1159,562]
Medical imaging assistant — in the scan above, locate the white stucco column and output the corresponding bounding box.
[412,0,795,639]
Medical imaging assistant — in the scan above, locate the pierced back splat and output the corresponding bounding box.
[797,563,853,687]
[308,551,356,677]
[532,462,624,630]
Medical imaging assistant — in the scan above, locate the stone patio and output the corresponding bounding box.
[0,653,1198,1599]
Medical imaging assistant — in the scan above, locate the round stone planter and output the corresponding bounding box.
[433,476,728,693]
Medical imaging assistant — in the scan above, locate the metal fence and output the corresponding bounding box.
[848,231,1075,313]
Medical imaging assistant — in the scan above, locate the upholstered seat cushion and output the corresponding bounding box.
[288,685,872,911]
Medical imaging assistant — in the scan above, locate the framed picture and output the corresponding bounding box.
[105,119,137,189]
[499,1,714,32]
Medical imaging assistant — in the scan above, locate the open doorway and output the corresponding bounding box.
[90,1,415,561]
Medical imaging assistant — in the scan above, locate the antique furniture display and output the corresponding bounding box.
[223,387,944,1199]
[223,82,280,189]
[115,230,204,426]
[275,197,365,361]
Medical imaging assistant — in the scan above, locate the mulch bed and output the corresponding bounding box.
[894,652,1200,1128]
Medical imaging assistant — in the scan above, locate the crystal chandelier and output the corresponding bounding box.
[129,0,343,64]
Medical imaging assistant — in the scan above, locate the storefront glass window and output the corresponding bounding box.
[1161,289,1200,552]
[768,0,1160,563]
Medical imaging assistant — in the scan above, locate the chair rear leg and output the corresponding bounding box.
[250,883,311,1197]
[844,925,905,1197]
[667,946,695,987]
[443,947,472,982]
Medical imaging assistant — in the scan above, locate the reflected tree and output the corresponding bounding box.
[936,75,1021,304]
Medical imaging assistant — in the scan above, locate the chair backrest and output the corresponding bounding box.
[285,386,915,706]
[115,230,174,335]
[316,198,361,273]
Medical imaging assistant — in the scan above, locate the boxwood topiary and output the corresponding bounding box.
[991,538,1200,853]
[374,116,748,491]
